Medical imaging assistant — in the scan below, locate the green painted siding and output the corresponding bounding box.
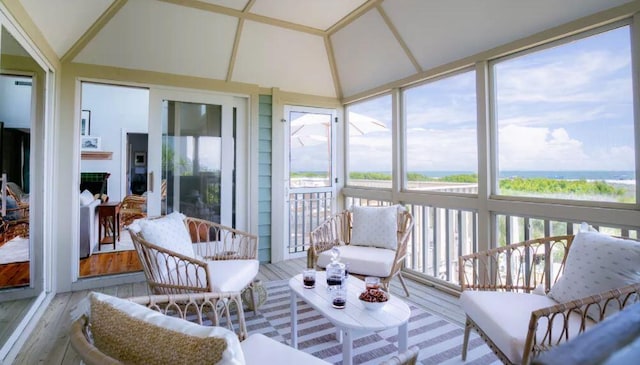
[258,95,272,262]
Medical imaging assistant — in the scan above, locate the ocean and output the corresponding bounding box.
[416,170,635,182]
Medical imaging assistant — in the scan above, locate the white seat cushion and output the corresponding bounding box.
[241,333,330,365]
[168,259,259,292]
[208,259,260,292]
[459,291,595,364]
[317,245,395,278]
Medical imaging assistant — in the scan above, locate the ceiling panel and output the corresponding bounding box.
[250,0,367,30]
[74,0,237,80]
[331,8,415,97]
[383,0,633,72]
[233,20,335,96]
[20,0,113,57]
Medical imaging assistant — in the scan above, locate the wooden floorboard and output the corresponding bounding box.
[11,258,464,364]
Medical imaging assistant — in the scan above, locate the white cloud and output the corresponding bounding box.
[498,124,634,170]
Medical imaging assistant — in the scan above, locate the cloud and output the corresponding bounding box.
[498,124,634,170]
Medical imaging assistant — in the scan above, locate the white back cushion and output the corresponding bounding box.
[137,212,195,258]
[350,205,398,250]
[548,230,640,319]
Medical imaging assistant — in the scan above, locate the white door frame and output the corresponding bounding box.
[274,105,338,262]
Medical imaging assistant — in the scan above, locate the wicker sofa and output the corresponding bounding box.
[458,232,640,364]
[70,291,420,365]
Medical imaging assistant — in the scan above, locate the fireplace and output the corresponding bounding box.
[80,172,110,196]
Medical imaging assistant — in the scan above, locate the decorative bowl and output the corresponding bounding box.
[359,298,387,311]
[358,288,389,311]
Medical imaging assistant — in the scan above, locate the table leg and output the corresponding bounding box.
[98,217,102,251]
[290,288,298,348]
[398,321,408,353]
[116,211,120,242]
[342,329,353,365]
[336,328,343,343]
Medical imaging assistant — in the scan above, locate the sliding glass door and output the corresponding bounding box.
[149,89,247,228]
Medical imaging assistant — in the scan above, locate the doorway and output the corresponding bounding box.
[78,82,149,278]
[284,106,338,259]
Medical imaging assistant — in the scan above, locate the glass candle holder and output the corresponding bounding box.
[365,276,381,290]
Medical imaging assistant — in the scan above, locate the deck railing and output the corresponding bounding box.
[343,195,639,288]
[288,190,333,254]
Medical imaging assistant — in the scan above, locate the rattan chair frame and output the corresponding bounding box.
[307,209,414,296]
[458,235,640,364]
[129,216,260,316]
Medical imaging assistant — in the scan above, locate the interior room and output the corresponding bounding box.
[1,1,639,364]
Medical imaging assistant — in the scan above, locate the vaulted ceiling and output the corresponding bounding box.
[19,0,633,99]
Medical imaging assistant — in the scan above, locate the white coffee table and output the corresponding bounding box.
[289,271,410,365]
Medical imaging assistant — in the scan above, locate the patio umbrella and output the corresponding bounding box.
[290,111,387,148]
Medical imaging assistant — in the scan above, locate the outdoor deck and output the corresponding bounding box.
[12,257,463,364]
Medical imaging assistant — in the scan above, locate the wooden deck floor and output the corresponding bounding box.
[11,258,464,364]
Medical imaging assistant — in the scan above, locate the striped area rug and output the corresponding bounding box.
[244,280,500,365]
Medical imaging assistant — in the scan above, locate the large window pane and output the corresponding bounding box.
[404,70,477,193]
[347,95,392,188]
[493,25,635,203]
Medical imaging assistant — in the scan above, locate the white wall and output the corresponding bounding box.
[80,83,148,200]
[0,74,31,128]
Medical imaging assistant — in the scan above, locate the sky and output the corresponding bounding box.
[306,24,635,175]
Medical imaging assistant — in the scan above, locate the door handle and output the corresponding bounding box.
[148,171,154,193]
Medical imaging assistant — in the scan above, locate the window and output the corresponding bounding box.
[346,94,393,188]
[493,25,635,204]
[404,70,477,193]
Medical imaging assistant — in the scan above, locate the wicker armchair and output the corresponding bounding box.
[308,207,413,296]
[458,234,640,365]
[130,216,260,313]
[120,194,147,227]
[0,180,29,242]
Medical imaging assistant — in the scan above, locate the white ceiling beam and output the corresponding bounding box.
[226,0,254,82]
[376,4,422,73]
[324,35,342,99]
[327,0,381,35]
[158,0,325,36]
[61,0,128,63]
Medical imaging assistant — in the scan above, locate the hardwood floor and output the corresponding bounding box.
[0,249,141,288]
[11,258,464,364]
[0,262,29,288]
[79,250,142,277]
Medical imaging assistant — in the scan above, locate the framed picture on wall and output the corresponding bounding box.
[81,136,101,151]
[81,109,91,136]
[134,151,146,166]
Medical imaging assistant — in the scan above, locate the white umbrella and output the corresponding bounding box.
[290,111,387,148]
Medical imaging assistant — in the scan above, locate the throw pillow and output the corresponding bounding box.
[548,230,640,320]
[350,205,398,250]
[137,212,195,258]
[79,189,95,206]
[89,292,245,365]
